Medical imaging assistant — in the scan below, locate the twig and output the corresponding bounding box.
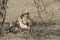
[0,0,8,36]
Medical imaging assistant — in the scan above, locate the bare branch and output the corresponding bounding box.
[33,0,54,22]
[0,0,8,36]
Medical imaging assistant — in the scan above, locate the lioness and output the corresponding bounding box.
[18,12,33,30]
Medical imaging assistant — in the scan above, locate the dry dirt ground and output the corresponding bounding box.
[0,21,60,40]
[0,33,60,40]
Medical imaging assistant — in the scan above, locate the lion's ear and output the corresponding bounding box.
[27,12,29,15]
[20,14,24,19]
